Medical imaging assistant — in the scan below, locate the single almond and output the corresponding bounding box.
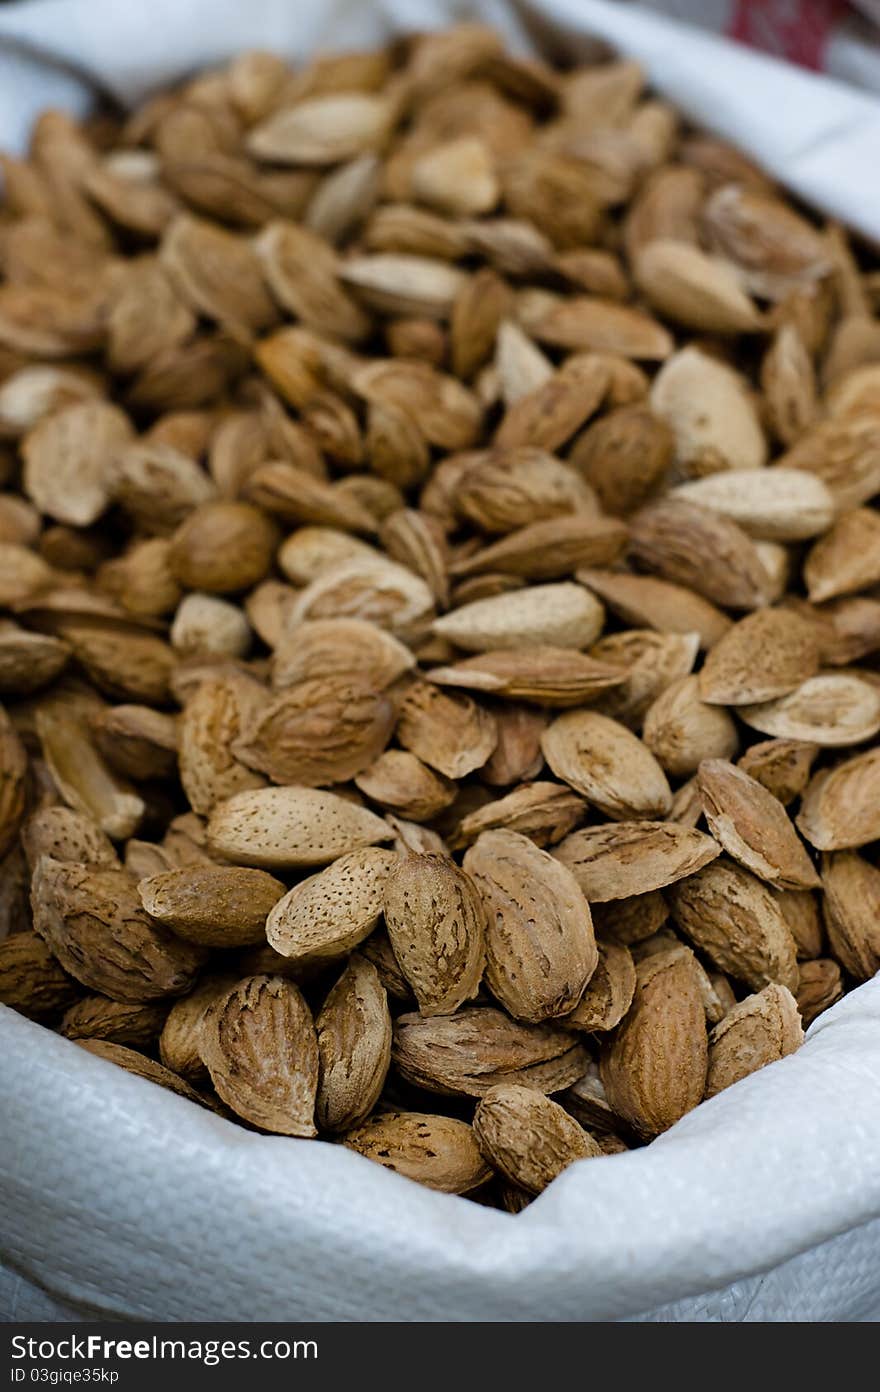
[396,679,498,779]
[454,781,585,849]
[668,858,798,991]
[739,673,880,747]
[633,239,760,334]
[383,851,485,1016]
[704,983,803,1099]
[599,946,708,1139]
[699,609,820,706]
[672,468,834,542]
[629,498,773,610]
[650,346,767,474]
[354,749,456,821]
[426,646,624,707]
[795,958,844,1027]
[797,748,880,850]
[541,710,672,820]
[464,828,598,1023]
[561,940,636,1033]
[207,786,391,868]
[266,847,396,963]
[474,1084,600,1193]
[433,582,604,652]
[820,851,880,981]
[493,354,609,451]
[344,1112,491,1194]
[315,953,391,1132]
[643,674,738,777]
[577,569,730,649]
[454,448,594,534]
[0,930,79,1022]
[200,974,319,1136]
[568,405,673,518]
[554,821,720,901]
[137,866,286,947]
[737,738,819,806]
[392,1005,588,1097]
[31,857,205,1002]
[696,759,819,890]
[804,508,880,603]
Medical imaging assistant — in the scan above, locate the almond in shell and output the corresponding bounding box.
[696,759,820,891]
[266,846,396,963]
[463,828,597,1023]
[383,851,485,1016]
[704,983,803,1099]
[541,710,672,820]
[316,953,391,1132]
[199,974,319,1136]
[668,858,798,991]
[599,946,708,1138]
[344,1112,491,1194]
[207,786,391,868]
[473,1083,601,1194]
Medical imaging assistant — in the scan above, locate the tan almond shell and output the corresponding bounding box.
[599,946,708,1139]
[696,759,820,891]
[392,1005,589,1097]
[383,852,485,1016]
[820,851,880,981]
[266,847,397,963]
[344,1111,492,1194]
[704,983,803,1100]
[206,785,391,868]
[473,1083,601,1194]
[667,859,799,992]
[199,974,319,1136]
[540,710,672,820]
[562,940,636,1032]
[31,857,205,1003]
[60,995,169,1049]
[137,866,287,947]
[315,954,392,1132]
[553,821,719,902]
[463,829,597,1023]
[0,930,80,1022]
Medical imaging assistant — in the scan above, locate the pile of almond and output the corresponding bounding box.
[0,26,879,1208]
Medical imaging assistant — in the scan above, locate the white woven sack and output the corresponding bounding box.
[1,0,880,1324]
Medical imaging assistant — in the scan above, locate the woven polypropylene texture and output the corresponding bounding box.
[1,979,878,1322]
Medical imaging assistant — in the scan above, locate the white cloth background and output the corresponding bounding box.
[1,0,880,1323]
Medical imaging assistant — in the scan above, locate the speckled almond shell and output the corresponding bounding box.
[464,828,598,1023]
[600,946,708,1138]
[474,1083,601,1193]
[266,847,397,963]
[316,954,391,1132]
[31,856,205,1002]
[704,983,803,1099]
[383,852,485,1016]
[344,1111,491,1194]
[199,973,319,1136]
[206,785,392,868]
[668,859,799,992]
